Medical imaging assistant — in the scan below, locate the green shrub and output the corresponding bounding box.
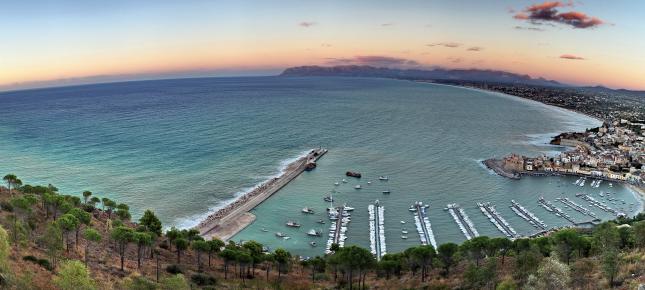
[0,201,13,212]
[165,264,183,274]
[190,273,216,286]
[22,255,38,262]
[22,255,52,270]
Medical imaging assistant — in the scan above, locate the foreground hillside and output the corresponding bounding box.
[0,173,644,289]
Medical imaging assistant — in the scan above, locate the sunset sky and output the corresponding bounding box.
[1,0,644,91]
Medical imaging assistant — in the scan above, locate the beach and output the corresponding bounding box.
[627,184,645,213]
[197,148,327,240]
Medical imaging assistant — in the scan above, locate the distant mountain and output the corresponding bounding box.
[280,65,565,87]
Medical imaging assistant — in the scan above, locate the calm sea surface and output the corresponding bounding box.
[0,77,641,255]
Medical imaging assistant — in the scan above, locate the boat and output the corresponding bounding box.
[378,176,389,181]
[307,229,322,237]
[343,204,355,211]
[310,241,317,247]
[275,232,287,237]
[401,230,408,234]
[355,185,362,189]
[334,182,339,186]
[317,219,326,224]
[342,179,348,183]
[284,237,291,240]
[323,196,334,202]
[382,190,391,194]
[302,207,315,214]
[286,221,301,228]
[401,235,408,239]
[400,221,406,224]
[346,171,362,178]
[367,181,371,185]
[261,228,268,232]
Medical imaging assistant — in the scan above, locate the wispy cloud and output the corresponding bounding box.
[514,26,545,31]
[467,46,483,52]
[427,42,461,48]
[381,23,394,27]
[325,55,420,67]
[513,1,604,29]
[560,54,585,60]
[299,21,316,27]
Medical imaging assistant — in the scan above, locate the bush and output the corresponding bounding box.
[82,204,95,213]
[0,201,13,212]
[166,264,183,274]
[23,255,38,262]
[190,273,216,286]
[22,255,52,270]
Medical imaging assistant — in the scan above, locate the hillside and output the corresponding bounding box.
[0,174,643,289]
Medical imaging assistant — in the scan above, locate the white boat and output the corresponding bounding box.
[275,232,287,237]
[310,241,317,247]
[261,228,268,232]
[367,181,371,185]
[302,207,315,214]
[400,220,406,224]
[334,182,339,186]
[401,235,408,239]
[382,190,391,194]
[343,204,355,211]
[307,229,322,237]
[342,179,348,183]
[355,185,362,189]
[378,176,389,181]
[283,237,291,240]
[401,230,408,234]
[286,221,301,227]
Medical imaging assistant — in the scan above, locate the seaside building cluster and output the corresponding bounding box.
[496,120,644,185]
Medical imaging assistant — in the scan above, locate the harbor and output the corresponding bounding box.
[197,148,328,240]
[576,193,622,216]
[538,196,576,224]
[478,202,520,239]
[368,200,386,260]
[325,206,350,254]
[446,203,479,240]
[410,201,438,248]
[556,197,598,219]
[510,200,548,230]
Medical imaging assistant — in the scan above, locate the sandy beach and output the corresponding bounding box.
[196,148,327,240]
[627,184,645,213]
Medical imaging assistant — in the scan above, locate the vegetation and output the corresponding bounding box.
[0,173,643,289]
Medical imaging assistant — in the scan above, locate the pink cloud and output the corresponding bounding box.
[513,1,604,29]
[560,54,585,60]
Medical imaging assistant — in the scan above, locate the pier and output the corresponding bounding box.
[410,202,438,248]
[556,197,598,219]
[478,202,520,239]
[368,201,386,260]
[510,200,548,230]
[326,206,349,254]
[538,197,576,224]
[446,204,479,240]
[198,148,328,240]
[576,193,622,216]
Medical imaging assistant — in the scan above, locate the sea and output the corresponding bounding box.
[0,76,641,256]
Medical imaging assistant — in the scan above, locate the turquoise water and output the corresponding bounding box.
[0,77,641,256]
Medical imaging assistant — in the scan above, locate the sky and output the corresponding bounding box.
[1,0,644,91]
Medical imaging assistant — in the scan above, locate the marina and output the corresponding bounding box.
[478,202,520,239]
[538,196,576,224]
[576,193,622,216]
[510,200,548,230]
[325,206,350,254]
[409,202,438,248]
[368,200,386,260]
[446,203,479,240]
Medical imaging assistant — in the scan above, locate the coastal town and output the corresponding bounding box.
[485,118,645,186]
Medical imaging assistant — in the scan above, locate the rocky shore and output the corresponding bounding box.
[482,158,520,179]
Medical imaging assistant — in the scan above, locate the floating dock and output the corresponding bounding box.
[556,197,597,218]
[478,202,520,239]
[368,200,386,260]
[410,202,438,248]
[446,203,479,240]
[325,206,349,254]
[538,197,575,224]
[576,193,622,216]
[510,200,548,230]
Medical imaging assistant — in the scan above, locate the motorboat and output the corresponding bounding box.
[401,230,408,234]
[378,176,389,181]
[355,185,362,189]
[334,182,339,186]
[307,229,322,237]
[302,207,315,214]
[382,190,391,194]
[286,221,301,228]
[317,219,326,224]
[342,179,348,183]
[275,232,287,237]
[400,221,406,224]
[283,237,291,240]
[367,181,371,185]
[401,235,408,239]
[343,204,355,211]
[261,228,268,232]
[310,241,317,247]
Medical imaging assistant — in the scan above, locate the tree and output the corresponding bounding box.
[165,227,180,251]
[3,174,22,196]
[82,191,92,204]
[490,237,513,265]
[57,213,80,252]
[463,259,497,289]
[89,197,101,207]
[634,221,645,249]
[0,225,10,273]
[206,238,224,267]
[9,195,37,244]
[175,238,189,264]
[83,228,101,265]
[601,249,619,287]
[309,256,326,282]
[412,245,436,282]
[242,240,264,276]
[68,208,91,249]
[139,210,162,236]
[53,260,96,290]
[103,199,117,218]
[593,222,620,252]
[525,257,571,290]
[192,240,209,270]
[132,232,153,269]
[437,242,459,277]
[219,248,237,279]
[571,259,595,289]
[111,226,134,271]
[273,248,291,281]
[462,236,489,267]
[41,222,64,269]
[553,229,581,264]
[116,203,131,220]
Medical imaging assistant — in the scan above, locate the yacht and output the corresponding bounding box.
[343,204,355,211]
[334,182,339,186]
[283,236,291,240]
[401,235,408,239]
[317,219,326,224]
[275,232,287,238]
[367,181,371,185]
[378,176,389,181]
[382,190,391,194]
[401,230,408,234]
[400,220,406,224]
[355,184,362,189]
[286,221,301,228]
[342,179,348,183]
[302,207,315,214]
[261,228,268,232]
[307,229,322,237]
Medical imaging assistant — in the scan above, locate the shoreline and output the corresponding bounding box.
[197,148,327,240]
[627,184,645,213]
